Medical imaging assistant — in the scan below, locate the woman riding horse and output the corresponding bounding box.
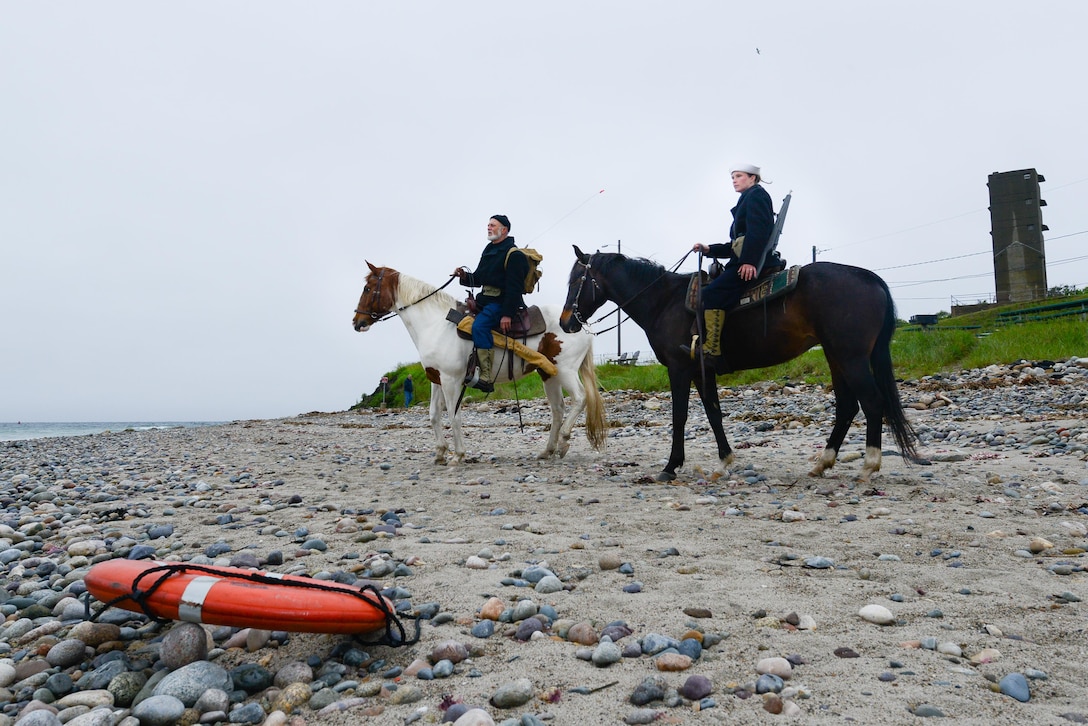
[561,248,917,483]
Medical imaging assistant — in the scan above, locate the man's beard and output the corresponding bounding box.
[487,232,501,241]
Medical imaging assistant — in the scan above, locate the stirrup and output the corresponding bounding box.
[680,335,698,360]
[464,367,494,393]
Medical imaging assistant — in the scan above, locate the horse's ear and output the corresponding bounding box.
[573,245,589,264]
[366,261,379,274]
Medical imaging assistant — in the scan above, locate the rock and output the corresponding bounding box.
[131,694,186,726]
[45,639,87,669]
[592,637,622,667]
[66,622,121,648]
[630,676,668,706]
[655,653,692,671]
[431,640,470,664]
[566,622,598,645]
[451,709,496,726]
[271,681,312,711]
[969,648,1002,665]
[490,678,534,708]
[153,661,233,707]
[160,622,210,670]
[756,657,792,679]
[599,553,623,570]
[273,660,313,687]
[107,671,146,707]
[193,688,230,714]
[1028,537,1054,553]
[858,604,895,625]
[534,575,563,594]
[1000,673,1030,702]
[230,664,273,694]
[678,675,712,700]
[755,674,784,694]
[479,596,505,620]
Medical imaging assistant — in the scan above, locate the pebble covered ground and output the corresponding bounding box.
[2,358,1087,726]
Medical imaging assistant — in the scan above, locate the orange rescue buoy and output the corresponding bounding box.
[84,559,395,635]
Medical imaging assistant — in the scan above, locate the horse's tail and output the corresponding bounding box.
[579,342,608,451]
[871,276,918,460]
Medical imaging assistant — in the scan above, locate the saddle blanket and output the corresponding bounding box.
[445,309,559,377]
[736,265,802,310]
[686,265,802,314]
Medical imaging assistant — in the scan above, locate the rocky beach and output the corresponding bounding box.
[2,358,1088,726]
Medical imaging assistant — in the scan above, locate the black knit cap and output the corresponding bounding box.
[490,214,511,231]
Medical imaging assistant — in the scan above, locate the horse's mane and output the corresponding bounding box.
[395,271,460,311]
[596,253,683,288]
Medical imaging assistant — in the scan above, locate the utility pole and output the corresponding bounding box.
[812,245,816,263]
[616,240,622,357]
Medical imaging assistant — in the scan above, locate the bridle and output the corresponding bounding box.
[569,259,605,330]
[355,272,457,325]
[355,269,392,323]
[569,251,695,334]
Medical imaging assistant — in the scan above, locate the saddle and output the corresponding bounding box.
[684,261,798,315]
[444,306,558,378]
[446,305,546,339]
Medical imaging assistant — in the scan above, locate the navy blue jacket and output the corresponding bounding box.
[460,236,529,317]
[705,185,775,269]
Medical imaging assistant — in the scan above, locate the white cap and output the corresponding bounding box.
[731,163,771,183]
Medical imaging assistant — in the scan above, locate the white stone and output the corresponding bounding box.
[797,614,817,630]
[0,661,15,688]
[453,708,497,726]
[465,555,490,569]
[858,604,895,625]
[937,642,962,657]
[756,656,793,679]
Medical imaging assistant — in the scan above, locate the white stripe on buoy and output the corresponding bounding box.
[178,576,219,622]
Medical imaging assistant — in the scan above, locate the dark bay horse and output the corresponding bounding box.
[560,246,917,482]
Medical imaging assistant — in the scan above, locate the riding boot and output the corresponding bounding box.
[680,309,727,363]
[701,309,726,357]
[469,348,495,393]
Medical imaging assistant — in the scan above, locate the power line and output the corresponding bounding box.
[872,229,1088,273]
[823,208,987,252]
[822,175,1088,254]
[873,251,987,271]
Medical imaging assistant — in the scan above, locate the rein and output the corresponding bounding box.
[356,273,458,324]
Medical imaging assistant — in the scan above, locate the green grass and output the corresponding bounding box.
[352,317,1087,408]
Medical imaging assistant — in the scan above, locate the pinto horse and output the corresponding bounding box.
[353,263,606,465]
[560,247,917,482]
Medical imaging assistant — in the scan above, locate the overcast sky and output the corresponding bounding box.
[3,2,1086,422]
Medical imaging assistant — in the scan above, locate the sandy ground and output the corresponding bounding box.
[8,374,1088,726]
[74,373,1088,725]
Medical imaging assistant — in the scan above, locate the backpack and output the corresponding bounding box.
[505,246,543,294]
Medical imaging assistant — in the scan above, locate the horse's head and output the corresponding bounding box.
[560,245,608,333]
[353,262,400,332]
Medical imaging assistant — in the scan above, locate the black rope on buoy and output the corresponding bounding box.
[88,562,420,647]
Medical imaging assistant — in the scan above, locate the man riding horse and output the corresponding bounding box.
[452,214,531,392]
[688,163,775,370]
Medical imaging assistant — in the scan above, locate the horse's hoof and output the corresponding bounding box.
[536,450,554,460]
[807,467,826,478]
[656,470,677,482]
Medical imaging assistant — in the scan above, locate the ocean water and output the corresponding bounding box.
[0,421,223,442]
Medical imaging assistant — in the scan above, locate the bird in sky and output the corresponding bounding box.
[756,47,761,54]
